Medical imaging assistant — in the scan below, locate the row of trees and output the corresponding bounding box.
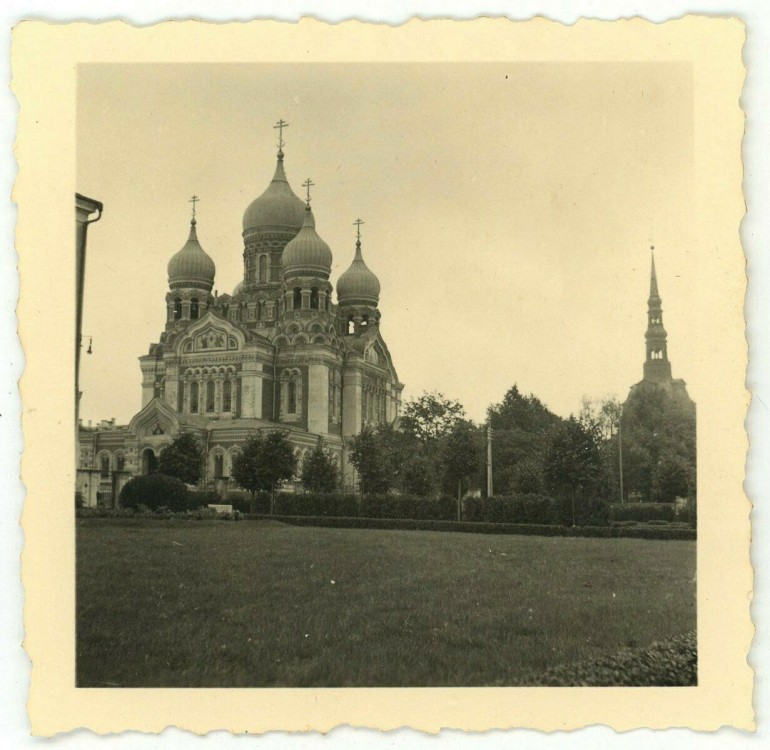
[144,382,695,511]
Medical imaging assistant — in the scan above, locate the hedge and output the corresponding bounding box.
[359,494,456,521]
[609,503,676,524]
[248,513,696,540]
[275,492,360,518]
[464,494,561,525]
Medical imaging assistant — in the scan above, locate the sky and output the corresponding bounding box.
[76,62,695,425]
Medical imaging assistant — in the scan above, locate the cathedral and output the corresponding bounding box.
[77,126,404,506]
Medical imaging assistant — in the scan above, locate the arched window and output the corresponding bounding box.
[293,287,302,310]
[190,381,199,413]
[287,380,297,414]
[222,379,232,412]
[206,380,216,412]
[258,300,266,321]
[214,453,224,478]
[100,454,110,478]
[190,298,200,320]
[173,297,182,320]
[116,454,125,472]
[325,294,330,312]
[347,316,355,335]
[259,255,268,283]
[310,287,319,310]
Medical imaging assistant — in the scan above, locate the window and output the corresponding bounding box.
[173,298,182,320]
[293,287,302,310]
[190,381,199,413]
[287,380,297,414]
[206,380,215,412]
[325,294,330,312]
[223,379,232,412]
[259,255,268,283]
[116,454,125,472]
[310,287,319,310]
[100,454,110,478]
[190,298,199,319]
[214,453,224,478]
[347,317,355,334]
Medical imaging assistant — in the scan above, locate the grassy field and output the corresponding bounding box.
[76,519,696,687]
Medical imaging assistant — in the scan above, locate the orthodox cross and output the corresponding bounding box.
[353,218,364,241]
[302,178,315,205]
[273,119,289,149]
[189,195,199,222]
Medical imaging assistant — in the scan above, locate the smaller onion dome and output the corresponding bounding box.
[232,280,243,296]
[337,239,380,306]
[282,206,333,279]
[167,220,216,292]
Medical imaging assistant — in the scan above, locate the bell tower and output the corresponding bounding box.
[643,249,673,383]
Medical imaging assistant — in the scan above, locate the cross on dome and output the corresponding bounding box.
[273,119,289,150]
[353,218,364,242]
[302,178,315,206]
[189,195,199,224]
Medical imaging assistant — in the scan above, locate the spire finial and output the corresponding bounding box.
[649,245,659,298]
[189,195,199,225]
[353,218,364,243]
[302,177,315,207]
[273,118,289,152]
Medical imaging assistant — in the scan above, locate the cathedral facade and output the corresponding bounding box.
[77,135,403,507]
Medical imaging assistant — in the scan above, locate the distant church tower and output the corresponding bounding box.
[627,250,695,411]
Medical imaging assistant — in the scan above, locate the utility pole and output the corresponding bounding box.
[486,417,493,498]
[618,407,625,504]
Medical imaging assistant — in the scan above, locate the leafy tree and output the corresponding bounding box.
[544,416,602,525]
[401,453,438,497]
[487,385,563,496]
[441,419,484,519]
[348,425,398,495]
[231,431,297,512]
[157,432,205,485]
[301,443,339,493]
[400,391,466,444]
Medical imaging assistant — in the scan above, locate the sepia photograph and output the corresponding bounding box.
[74,61,698,689]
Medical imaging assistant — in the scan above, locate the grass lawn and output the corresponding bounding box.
[76,519,696,687]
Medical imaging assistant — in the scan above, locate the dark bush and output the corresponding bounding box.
[609,503,676,524]
[75,491,85,509]
[274,492,359,518]
[463,494,561,525]
[359,494,456,521]
[119,474,189,512]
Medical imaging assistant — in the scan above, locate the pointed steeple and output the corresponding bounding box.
[643,247,671,382]
[649,248,660,299]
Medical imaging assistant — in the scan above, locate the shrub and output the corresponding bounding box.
[187,490,220,510]
[274,492,360,518]
[119,473,189,512]
[227,490,271,514]
[609,503,676,524]
[359,494,456,521]
[75,491,85,509]
[463,494,561,525]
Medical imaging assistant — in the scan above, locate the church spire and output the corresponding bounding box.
[643,247,671,382]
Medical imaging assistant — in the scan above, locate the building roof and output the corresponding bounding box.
[337,239,380,305]
[282,206,333,279]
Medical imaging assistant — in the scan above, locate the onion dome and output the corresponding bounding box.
[337,239,380,306]
[242,150,306,233]
[233,280,243,296]
[167,219,216,291]
[282,206,333,279]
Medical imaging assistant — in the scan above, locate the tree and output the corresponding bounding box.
[440,419,484,520]
[401,453,438,497]
[348,425,397,495]
[487,385,563,496]
[544,416,602,525]
[301,443,339,493]
[157,432,205,485]
[400,392,466,444]
[231,431,297,513]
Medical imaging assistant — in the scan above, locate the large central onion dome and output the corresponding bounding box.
[282,206,333,279]
[167,219,216,291]
[242,150,306,234]
[337,239,380,305]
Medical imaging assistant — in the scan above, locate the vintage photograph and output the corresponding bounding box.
[73,61,698,689]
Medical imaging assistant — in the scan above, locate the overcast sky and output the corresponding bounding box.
[77,62,694,424]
